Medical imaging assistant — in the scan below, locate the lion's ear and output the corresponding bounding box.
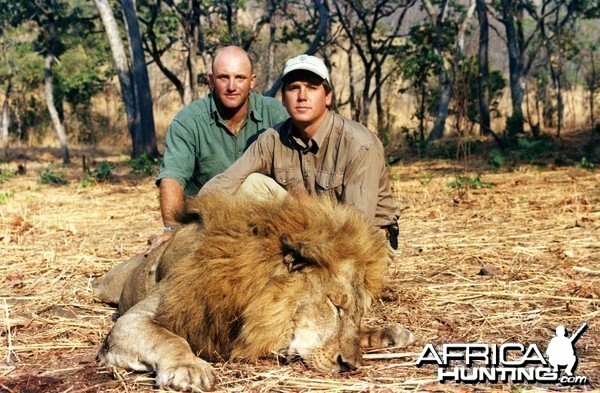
[280,234,313,273]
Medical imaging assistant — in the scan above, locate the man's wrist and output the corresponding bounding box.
[163,225,173,233]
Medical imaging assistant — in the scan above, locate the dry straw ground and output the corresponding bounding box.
[1,133,599,392]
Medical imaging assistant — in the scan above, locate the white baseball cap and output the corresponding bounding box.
[282,54,330,84]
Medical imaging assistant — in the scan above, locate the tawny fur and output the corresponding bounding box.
[154,192,391,361]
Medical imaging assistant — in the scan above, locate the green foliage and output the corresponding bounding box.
[396,22,455,143]
[401,126,428,154]
[577,157,595,170]
[582,140,600,163]
[506,113,525,138]
[0,188,15,204]
[127,153,158,175]
[0,0,110,142]
[419,174,432,186]
[488,149,504,171]
[137,0,181,55]
[0,168,16,183]
[95,162,113,181]
[38,166,68,185]
[486,137,556,170]
[56,43,110,107]
[79,161,113,188]
[515,138,554,162]
[447,175,494,189]
[457,58,507,122]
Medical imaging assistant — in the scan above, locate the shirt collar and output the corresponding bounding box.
[288,111,333,154]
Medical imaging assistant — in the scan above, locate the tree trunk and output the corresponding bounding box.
[428,71,452,140]
[476,0,491,136]
[501,0,525,136]
[44,54,70,164]
[94,0,141,157]
[1,81,10,159]
[347,47,359,122]
[549,62,564,137]
[553,17,564,137]
[121,0,158,158]
[590,50,597,133]
[361,64,372,127]
[183,0,200,104]
[375,67,386,139]
[426,0,475,141]
[267,22,276,87]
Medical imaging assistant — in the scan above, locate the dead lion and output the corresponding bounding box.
[97,193,414,391]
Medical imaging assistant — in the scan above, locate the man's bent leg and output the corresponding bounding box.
[237,173,287,200]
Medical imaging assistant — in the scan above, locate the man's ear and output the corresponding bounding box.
[250,74,257,90]
[208,73,215,89]
[325,90,332,107]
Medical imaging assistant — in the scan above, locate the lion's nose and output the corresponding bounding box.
[336,354,358,372]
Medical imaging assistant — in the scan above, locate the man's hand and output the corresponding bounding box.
[144,230,174,256]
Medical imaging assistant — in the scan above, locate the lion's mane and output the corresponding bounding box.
[154,193,391,361]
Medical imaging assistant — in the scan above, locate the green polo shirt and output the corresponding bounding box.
[157,92,288,195]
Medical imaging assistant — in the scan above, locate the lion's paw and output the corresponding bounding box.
[156,357,216,392]
[361,324,415,348]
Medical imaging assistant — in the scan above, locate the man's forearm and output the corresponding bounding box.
[159,178,184,226]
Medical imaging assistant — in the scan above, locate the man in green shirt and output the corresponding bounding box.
[95,46,287,304]
[157,46,288,233]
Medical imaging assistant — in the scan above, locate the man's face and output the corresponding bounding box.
[282,78,331,128]
[209,53,256,112]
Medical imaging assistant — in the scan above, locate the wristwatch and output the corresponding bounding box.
[163,226,173,233]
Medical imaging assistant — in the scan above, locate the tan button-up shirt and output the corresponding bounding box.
[199,111,399,227]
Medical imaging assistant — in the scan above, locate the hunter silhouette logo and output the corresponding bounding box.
[416,322,588,385]
[546,323,586,377]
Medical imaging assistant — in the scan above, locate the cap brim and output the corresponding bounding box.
[283,65,329,82]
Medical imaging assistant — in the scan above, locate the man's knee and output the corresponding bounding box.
[238,173,287,200]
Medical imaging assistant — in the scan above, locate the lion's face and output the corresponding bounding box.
[286,275,365,372]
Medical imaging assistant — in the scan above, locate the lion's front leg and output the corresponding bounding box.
[360,324,415,349]
[98,291,216,391]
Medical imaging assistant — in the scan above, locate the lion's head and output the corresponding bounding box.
[153,192,392,372]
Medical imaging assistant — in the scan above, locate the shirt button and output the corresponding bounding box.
[237,150,242,156]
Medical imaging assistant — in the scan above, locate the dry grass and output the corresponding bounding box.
[0,137,598,392]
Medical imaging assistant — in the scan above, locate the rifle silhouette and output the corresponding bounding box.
[569,322,587,343]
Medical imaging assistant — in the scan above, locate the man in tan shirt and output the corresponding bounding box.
[200,54,400,248]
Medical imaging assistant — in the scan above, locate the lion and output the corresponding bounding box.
[97,193,414,391]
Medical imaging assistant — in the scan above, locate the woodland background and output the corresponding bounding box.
[0,0,599,166]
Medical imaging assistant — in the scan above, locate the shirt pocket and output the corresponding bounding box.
[197,154,229,184]
[273,168,303,188]
[316,171,343,198]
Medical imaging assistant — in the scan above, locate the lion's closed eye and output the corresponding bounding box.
[283,252,311,272]
[327,297,345,317]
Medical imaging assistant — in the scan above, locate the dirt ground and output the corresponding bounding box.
[0,137,598,392]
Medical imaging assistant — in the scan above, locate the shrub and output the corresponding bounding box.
[0,169,16,183]
[0,189,15,204]
[447,175,493,189]
[127,153,159,175]
[38,167,68,185]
